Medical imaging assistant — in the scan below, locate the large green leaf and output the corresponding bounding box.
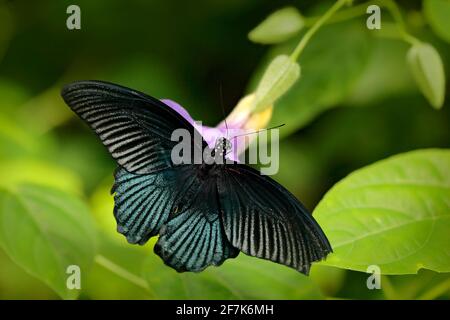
[0,184,97,299]
[249,20,370,137]
[0,248,59,299]
[142,250,322,299]
[0,159,83,195]
[314,149,450,274]
[83,234,153,300]
[385,270,450,300]
[424,0,450,43]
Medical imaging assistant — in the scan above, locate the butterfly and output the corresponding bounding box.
[61,80,332,275]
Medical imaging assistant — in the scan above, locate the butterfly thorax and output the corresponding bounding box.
[210,137,231,160]
[198,138,230,179]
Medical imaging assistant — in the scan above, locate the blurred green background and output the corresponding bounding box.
[0,0,449,299]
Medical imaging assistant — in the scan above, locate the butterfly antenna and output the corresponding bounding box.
[230,124,285,140]
[219,84,229,139]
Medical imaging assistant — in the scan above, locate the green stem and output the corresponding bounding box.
[378,0,421,45]
[94,255,151,292]
[381,0,405,31]
[304,2,369,27]
[400,31,421,45]
[417,278,450,300]
[290,0,351,61]
[304,0,421,46]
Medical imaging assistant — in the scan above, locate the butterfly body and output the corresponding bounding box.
[62,80,332,274]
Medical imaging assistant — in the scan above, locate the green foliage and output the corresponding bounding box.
[83,236,152,300]
[0,0,449,300]
[309,265,346,297]
[0,184,97,299]
[248,7,304,45]
[314,149,450,274]
[424,0,450,43]
[0,159,83,194]
[345,37,416,106]
[253,55,300,112]
[250,20,370,137]
[407,43,446,109]
[0,116,35,158]
[142,251,322,299]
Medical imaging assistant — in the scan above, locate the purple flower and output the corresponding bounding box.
[161,96,273,162]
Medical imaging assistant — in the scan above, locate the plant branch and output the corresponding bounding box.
[290,0,352,61]
[377,0,421,45]
[303,0,421,46]
[304,2,368,27]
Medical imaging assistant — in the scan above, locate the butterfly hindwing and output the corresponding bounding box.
[154,168,239,272]
[218,164,332,274]
[111,167,179,244]
[61,80,205,174]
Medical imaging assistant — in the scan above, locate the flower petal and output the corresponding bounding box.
[160,95,273,163]
[161,99,196,127]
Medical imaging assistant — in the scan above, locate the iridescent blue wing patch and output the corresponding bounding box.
[111,167,179,245]
[154,173,239,272]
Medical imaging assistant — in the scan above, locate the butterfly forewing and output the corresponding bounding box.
[61,81,205,174]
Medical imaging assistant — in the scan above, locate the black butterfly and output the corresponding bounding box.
[61,80,332,275]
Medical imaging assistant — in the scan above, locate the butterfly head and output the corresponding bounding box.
[213,137,232,158]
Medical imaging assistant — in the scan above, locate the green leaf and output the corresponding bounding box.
[142,250,322,299]
[253,55,300,112]
[0,184,97,299]
[83,235,153,300]
[309,265,346,297]
[0,115,38,159]
[0,248,59,299]
[424,0,450,43]
[314,149,450,274]
[386,270,450,300]
[249,20,370,137]
[0,159,83,195]
[407,43,446,109]
[248,7,304,44]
